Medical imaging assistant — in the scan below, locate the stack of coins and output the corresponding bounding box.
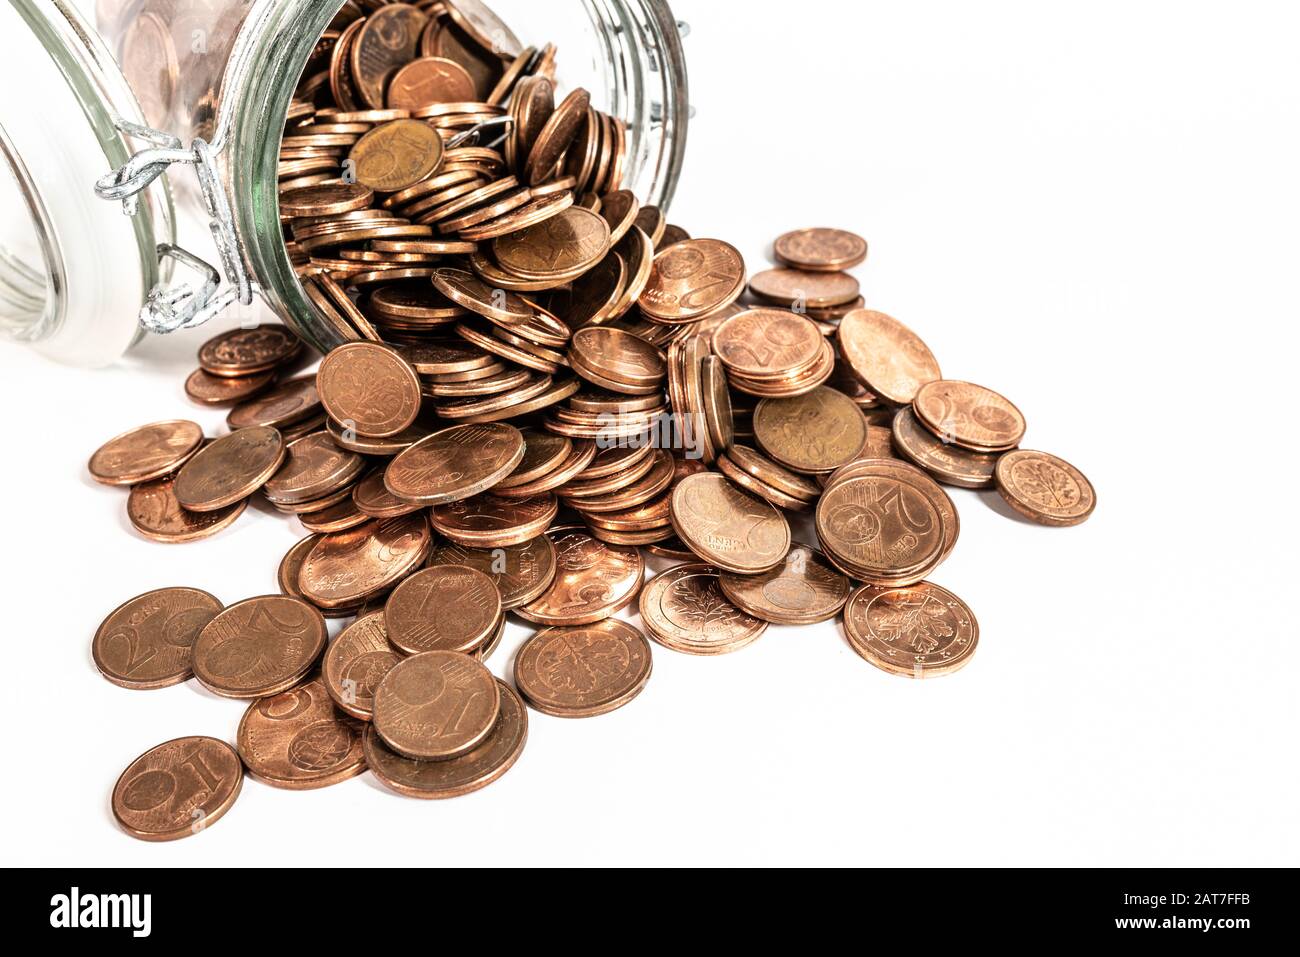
[90,1,1099,841]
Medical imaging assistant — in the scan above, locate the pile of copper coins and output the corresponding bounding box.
[86,1,1096,841]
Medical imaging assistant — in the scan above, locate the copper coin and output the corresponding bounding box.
[275,482,356,516]
[112,737,243,842]
[198,324,301,377]
[427,536,557,610]
[351,3,427,109]
[444,0,524,58]
[387,56,477,109]
[774,228,869,272]
[128,476,248,544]
[226,375,322,431]
[633,204,665,245]
[749,268,860,309]
[280,182,375,217]
[670,473,791,575]
[816,463,949,586]
[516,527,644,626]
[299,496,371,534]
[93,587,223,690]
[598,190,640,245]
[843,581,979,678]
[191,596,327,699]
[724,445,821,502]
[323,612,402,720]
[658,223,690,250]
[700,355,734,453]
[264,432,366,505]
[373,651,500,760]
[318,342,423,438]
[913,379,1027,452]
[995,450,1096,527]
[837,309,941,405]
[753,386,870,474]
[639,239,746,323]
[492,206,610,280]
[711,308,824,381]
[89,420,204,486]
[496,430,572,489]
[433,267,535,323]
[184,368,275,406]
[431,493,559,548]
[174,427,286,512]
[385,422,525,505]
[891,407,999,489]
[364,679,527,799]
[350,118,444,191]
[715,453,812,513]
[236,678,366,790]
[370,281,467,321]
[328,415,431,456]
[639,563,768,656]
[718,546,851,626]
[493,437,598,498]
[831,457,961,572]
[515,619,652,718]
[568,327,666,393]
[525,87,591,186]
[299,514,432,609]
[353,468,423,518]
[278,534,368,619]
[385,565,502,655]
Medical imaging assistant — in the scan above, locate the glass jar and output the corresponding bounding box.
[0,0,690,365]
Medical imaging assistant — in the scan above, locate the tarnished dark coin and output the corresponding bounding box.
[351,3,427,109]
[89,420,204,486]
[843,581,979,678]
[318,342,423,438]
[385,565,502,655]
[174,427,285,512]
[891,407,999,489]
[93,588,223,690]
[913,380,1027,453]
[191,596,328,699]
[995,450,1097,527]
[323,612,401,721]
[236,678,366,790]
[112,737,243,842]
[364,679,527,799]
[373,651,500,760]
[774,228,869,272]
[385,422,525,505]
[427,536,557,609]
[299,514,432,609]
[718,546,851,625]
[525,87,591,186]
[639,563,768,656]
[515,619,653,718]
[753,386,870,474]
[516,527,644,626]
[198,324,301,378]
[128,477,248,544]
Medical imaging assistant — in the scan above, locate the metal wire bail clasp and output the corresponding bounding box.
[94,118,254,333]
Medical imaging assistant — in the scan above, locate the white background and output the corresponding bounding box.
[3,0,1298,866]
